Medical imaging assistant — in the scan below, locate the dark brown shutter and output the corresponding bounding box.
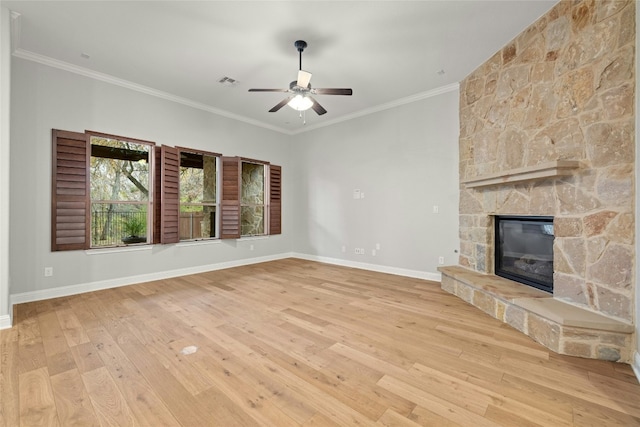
[51,129,89,251]
[153,147,162,244]
[220,156,240,239]
[269,165,282,235]
[160,145,180,244]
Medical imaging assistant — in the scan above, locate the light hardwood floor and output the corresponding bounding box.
[1,258,639,426]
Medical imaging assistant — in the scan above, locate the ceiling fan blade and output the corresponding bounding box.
[269,96,293,112]
[312,88,353,96]
[249,88,289,92]
[296,70,312,88]
[308,96,327,115]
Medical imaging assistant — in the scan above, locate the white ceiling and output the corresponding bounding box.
[4,0,558,134]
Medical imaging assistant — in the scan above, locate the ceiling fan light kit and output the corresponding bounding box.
[249,40,353,117]
[288,94,314,111]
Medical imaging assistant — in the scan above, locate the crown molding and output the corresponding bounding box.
[9,11,20,54]
[12,48,293,135]
[290,83,460,135]
[13,47,459,137]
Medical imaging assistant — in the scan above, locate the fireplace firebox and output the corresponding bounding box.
[494,215,554,293]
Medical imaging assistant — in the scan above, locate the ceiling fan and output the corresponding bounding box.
[249,40,353,116]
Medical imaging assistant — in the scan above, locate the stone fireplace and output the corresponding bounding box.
[439,0,635,362]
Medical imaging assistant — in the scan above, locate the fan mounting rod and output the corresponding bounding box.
[295,40,307,70]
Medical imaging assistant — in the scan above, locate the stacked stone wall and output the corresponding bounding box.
[458,0,635,322]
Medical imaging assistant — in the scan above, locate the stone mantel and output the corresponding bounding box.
[461,160,580,188]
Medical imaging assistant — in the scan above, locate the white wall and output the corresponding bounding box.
[0,7,12,326]
[9,58,294,300]
[9,54,460,314]
[291,89,460,279]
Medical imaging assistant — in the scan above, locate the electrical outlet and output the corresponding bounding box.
[433,205,439,214]
[44,267,53,277]
[375,243,381,250]
[438,256,445,265]
[355,248,359,254]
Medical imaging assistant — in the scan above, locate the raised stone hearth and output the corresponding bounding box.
[454,0,635,363]
[440,266,633,362]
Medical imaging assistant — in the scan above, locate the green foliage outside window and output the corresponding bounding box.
[90,137,150,247]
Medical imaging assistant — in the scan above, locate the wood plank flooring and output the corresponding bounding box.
[1,258,639,426]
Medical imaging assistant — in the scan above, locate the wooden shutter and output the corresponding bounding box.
[220,156,240,239]
[269,165,282,235]
[160,145,180,244]
[51,129,89,251]
[153,147,162,244]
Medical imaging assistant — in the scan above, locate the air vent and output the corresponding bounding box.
[218,76,238,87]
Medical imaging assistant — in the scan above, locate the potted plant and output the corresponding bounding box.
[121,216,147,244]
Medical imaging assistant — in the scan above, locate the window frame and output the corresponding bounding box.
[240,158,269,237]
[176,146,221,242]
[86,131,156,248]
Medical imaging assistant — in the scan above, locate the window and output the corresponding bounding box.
[51,129,156,251]
[178,149,219,240]
[51,129,281,251]
[241,161,266,236]
[89,134,153,247]
[219,157,281,239]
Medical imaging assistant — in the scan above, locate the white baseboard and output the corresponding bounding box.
[0,314,11,330]
[632,351,640,384]
[9,251,442,316]
[10,252,294,306]
[291,252,442,282]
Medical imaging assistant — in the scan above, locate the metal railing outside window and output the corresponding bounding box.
[91,208,147,247]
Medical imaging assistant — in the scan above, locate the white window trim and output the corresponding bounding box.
[176,239,222,247]
[85,245,153,255]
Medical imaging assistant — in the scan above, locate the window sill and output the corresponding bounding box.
[83,235,269,254]
[240,235,269,241]
[176,239,222,247]
[85,244,153,255]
